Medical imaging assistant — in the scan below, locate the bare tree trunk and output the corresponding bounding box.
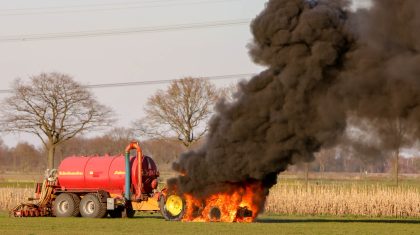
[13,154,17,172]
[319,162,325,177]
[394,118,402,187]
[395,149,399,186]
[305,162,309,192]
[48,144,56,169]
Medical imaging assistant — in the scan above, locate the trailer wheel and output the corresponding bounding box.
[53,193,78,217]
[108,208,123,218]
[122,206,135,218]
[79,193,107,218]
[159,194,186,221]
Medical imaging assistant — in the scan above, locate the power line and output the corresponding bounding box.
[0,73,255,94]
[0,0,234,11]
[0,0,183,11]
[0,19,251,42]
[87,73,254,88]
[0,0,243,16]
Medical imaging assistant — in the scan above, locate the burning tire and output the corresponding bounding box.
[53,193,79,217]
[208,207,222,222]
[79,193,107,218]
[159,193,186,221]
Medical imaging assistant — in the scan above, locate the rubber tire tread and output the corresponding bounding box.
[53,193,77,217]
[122,207,135,218]
[69,193,81,217]
[79,193,107,218]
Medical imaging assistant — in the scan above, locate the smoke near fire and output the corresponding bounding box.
[171,0,420,216]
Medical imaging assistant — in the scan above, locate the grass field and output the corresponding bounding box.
[1,173,420,234]
[0,212,419,235]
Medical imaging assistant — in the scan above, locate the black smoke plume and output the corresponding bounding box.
[171,0,420,199]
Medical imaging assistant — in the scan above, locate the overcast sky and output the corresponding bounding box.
[0,0,370,147]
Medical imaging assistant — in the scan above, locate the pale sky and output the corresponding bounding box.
[0,0,369,147]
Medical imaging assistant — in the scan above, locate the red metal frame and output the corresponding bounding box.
[125,141,143,200]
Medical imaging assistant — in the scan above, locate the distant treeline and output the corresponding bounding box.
[1,133,419,174]
[0,128,186,173]
[292,147,420,174]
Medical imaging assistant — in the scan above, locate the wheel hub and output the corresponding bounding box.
[86,201,95,214]
[58,200,69,213]
[165,195,183,216]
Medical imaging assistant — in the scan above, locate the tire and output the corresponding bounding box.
[159,194,186,221]
[53,193,78,217]
[122,206,135,218]
[108,208,123,218]
[79,193,107,218]
[69,193,81,217]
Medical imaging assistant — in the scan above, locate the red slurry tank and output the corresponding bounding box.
[57,155,159,196]
[10,141,187,220]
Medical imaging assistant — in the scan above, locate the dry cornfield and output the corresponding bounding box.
[0,187,33,212]
[265,182,420,218]
[1,182,420,218]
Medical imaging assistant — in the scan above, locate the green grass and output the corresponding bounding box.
[0,212,419,235]
[1,173,419,234]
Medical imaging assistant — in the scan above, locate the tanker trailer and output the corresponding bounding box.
[10,141,186,220]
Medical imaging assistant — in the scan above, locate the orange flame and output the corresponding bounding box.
[182,181,265,222]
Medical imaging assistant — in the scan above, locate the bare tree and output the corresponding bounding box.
[0,72,114,168]
[315,148,336,173]
[56,128,134,158]
[0,138,10,172]
[11,142,43,172]
[353,116,410,186]
[219,83,239,103]
[380,118,408,186]
[135,77,220,148]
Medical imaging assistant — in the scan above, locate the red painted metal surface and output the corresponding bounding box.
[57,155,159,196]
[125,141,143,200]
